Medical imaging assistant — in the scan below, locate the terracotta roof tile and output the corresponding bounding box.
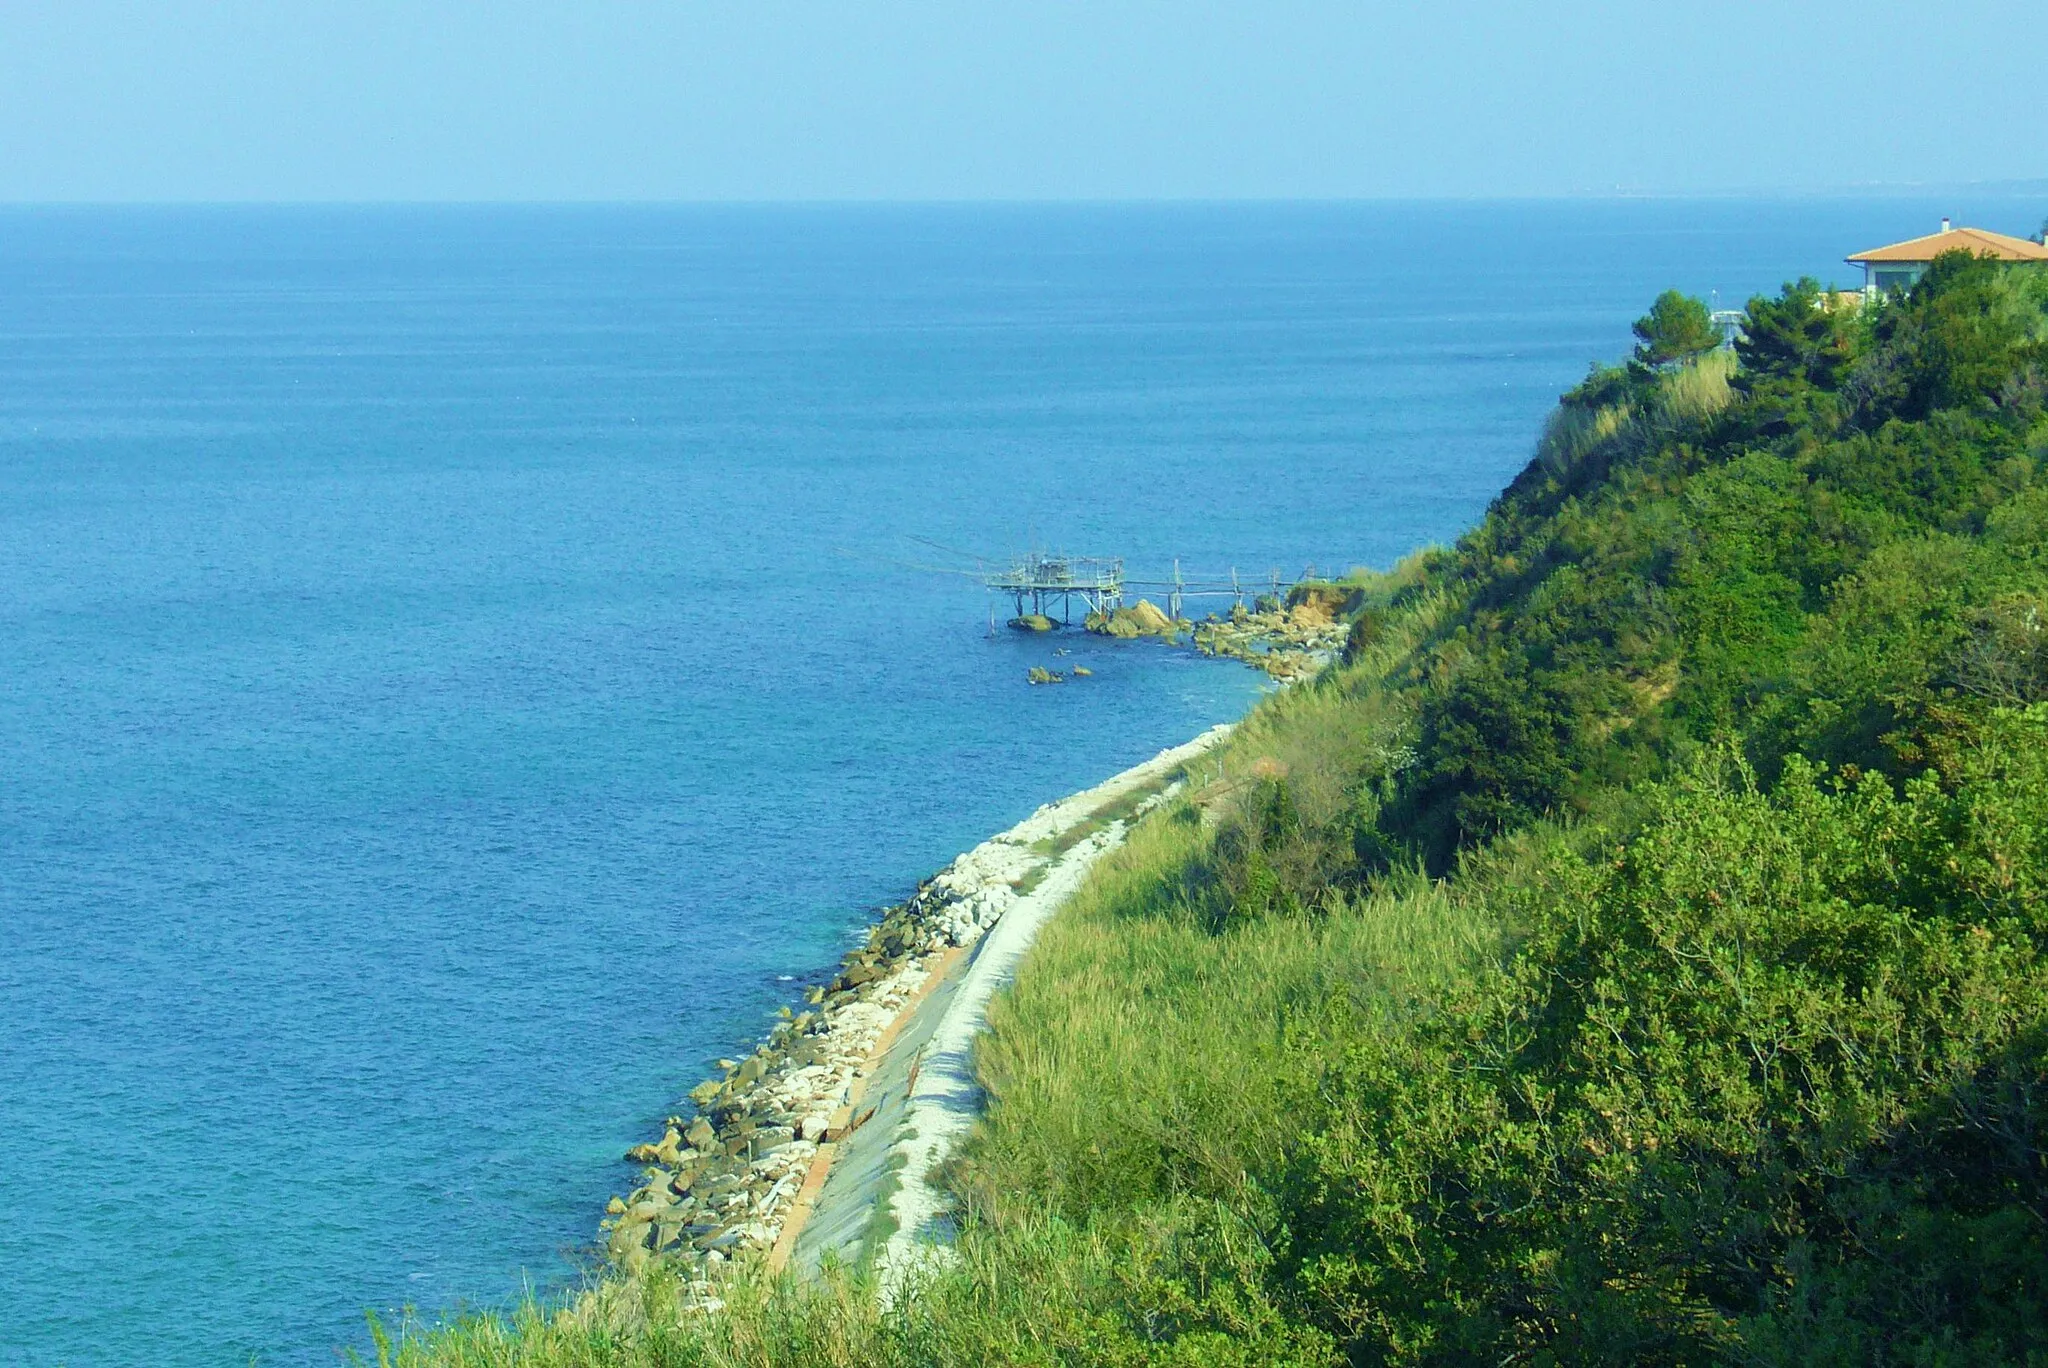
[1846,227,2048,265]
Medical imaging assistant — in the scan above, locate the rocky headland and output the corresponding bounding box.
[1189,581,1356,681]
[1077,581,1359,683]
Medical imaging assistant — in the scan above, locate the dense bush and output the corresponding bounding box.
[1286,712,2048,1363]
[1373,258,2048,867]
[1255,255,2048,1363]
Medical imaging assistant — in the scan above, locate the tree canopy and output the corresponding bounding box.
[1630,288,1720,368]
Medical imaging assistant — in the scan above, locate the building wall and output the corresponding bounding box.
[1863,262,1926,296]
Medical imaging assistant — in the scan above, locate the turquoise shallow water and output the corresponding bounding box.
[0,199,2023,1366]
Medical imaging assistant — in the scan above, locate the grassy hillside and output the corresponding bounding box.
[374,252,2048,1366]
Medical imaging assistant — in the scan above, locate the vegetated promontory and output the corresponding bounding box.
[376,252,2048,1366]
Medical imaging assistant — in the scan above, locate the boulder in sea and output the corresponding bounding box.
[1009,613,1057,632]
[625,1121,686,1166]
[1026,666,1064,685]
[624,1194,670,1224]
[1087,599,1175,639]
[1071,665,1093,676]
[1125,599,1173,634]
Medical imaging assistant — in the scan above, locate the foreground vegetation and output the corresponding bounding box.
[373,253,2048,1365]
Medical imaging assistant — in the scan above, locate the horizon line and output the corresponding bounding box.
[4,181,2046,211]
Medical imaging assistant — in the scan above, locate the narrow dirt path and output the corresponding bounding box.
[774,726,1235,1280]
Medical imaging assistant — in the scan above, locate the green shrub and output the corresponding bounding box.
[1285,710,2048,1364]
[1632,289,1721,370]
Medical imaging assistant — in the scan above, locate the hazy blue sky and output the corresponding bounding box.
[3,0,2043,201]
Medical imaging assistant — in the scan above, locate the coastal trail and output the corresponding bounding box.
[776,725,1235,1282]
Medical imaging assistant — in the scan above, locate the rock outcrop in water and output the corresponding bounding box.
[1188,583,1353,681]
[1078,585,1357,683]
[1083,598,1179,639]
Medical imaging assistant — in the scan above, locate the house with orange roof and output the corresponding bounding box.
[1847,218,2048,296]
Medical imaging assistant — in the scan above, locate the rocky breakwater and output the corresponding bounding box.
[600,810,1048,1284]
[1190,582,1355,682]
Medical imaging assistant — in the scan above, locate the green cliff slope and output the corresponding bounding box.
[379,253,2048,1366]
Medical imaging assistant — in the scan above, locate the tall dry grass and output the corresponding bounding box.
[1536,348,1736,478]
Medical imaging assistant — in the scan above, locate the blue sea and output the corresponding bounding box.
[0,198,2027,1366]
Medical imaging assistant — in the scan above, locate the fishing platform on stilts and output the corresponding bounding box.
[982,551,1306,627]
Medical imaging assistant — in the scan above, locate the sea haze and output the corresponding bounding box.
[0,199,2017,1366]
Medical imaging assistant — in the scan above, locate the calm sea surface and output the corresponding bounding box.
[0,199,2022,1366]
